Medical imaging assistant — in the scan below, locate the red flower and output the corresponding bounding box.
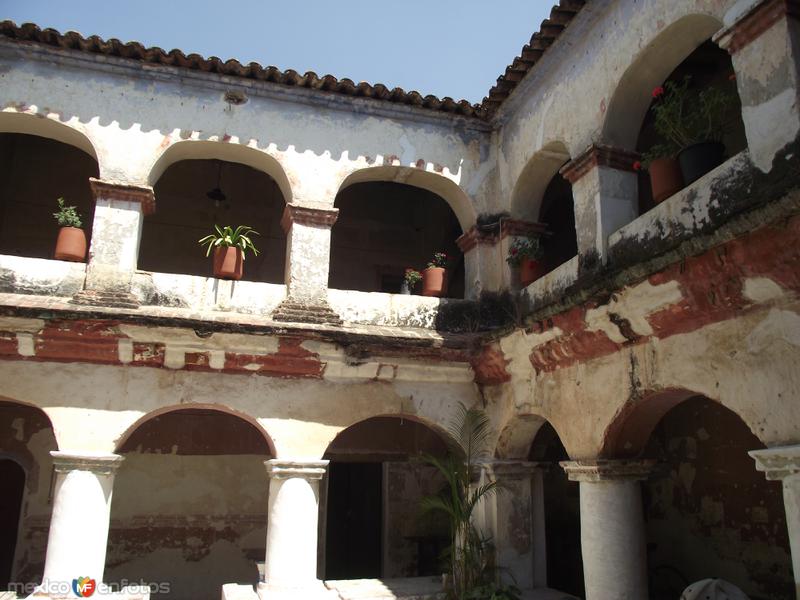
[511,247,519,255]
[652,86,665,99]
[632,161,643,171]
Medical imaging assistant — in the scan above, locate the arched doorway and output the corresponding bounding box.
[0,132,99,260]
[330,182,465,297]
[510,142,577,278]
[528,422,583,598]
[141,159,286,282]
[640,396,792,599]
[320,416,449,580]
[108,407,274,600]
[0,459,25,589]
[0,400,58,587]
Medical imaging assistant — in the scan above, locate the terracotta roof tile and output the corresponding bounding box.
[0,3,587,121]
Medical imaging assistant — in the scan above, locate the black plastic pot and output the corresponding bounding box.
[678,141,725,186]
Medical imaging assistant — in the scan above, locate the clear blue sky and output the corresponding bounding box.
[0,0,553,103]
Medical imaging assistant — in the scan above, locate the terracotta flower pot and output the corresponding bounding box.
[54,227,87,262]
[213,246,244,280]
[648,157,684,204]
[422,267,447,297]
[520,258,546,287]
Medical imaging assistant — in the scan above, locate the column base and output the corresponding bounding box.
[70,289,140,310]
[271,298,342,325]
[257,580,338,600]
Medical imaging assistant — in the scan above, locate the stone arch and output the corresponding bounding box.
[113,402,276,456]
[327,412,456,454]
[147,140,292,204]
[337,166,476,233]
[320,413,452,580]
[0,111,98,162]
[600,388,761,459]
[509,141,571,222]
[602,13,724,149]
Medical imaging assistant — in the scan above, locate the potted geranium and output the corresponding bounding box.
[647,77,736,186]
[507,235,544,287]
[402,268,422,295]
[53,197,87,262]
[198,225,259,280]
[422,252,448,297]
[634,140,684,205]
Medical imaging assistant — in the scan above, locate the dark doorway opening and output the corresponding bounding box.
[0,459,25,588]
[325,462,383,580]
[539,172,577,274]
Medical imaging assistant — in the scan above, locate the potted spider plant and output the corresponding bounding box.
[507,235,544,287]
[198,225,259,280]
[422,252,449,297]
[402,268,422,295]
[53,197,87,262]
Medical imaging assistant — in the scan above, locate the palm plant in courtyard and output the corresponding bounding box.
[420,404,520,600]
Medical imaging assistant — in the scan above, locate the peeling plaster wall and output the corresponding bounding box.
[643,397,793,599]
[106,453,268,600]
[383,463,448,579]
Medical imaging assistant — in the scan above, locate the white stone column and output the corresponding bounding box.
[716,0,800,171]
[41,451,124,589]
[72,179,155,309]
[478,460,547,591]
[750,444,800,598]
[561,145,640,271]
[272,204,342,325]
[456,227,499,299]
[561,459,654,600]
[259,459,334,600]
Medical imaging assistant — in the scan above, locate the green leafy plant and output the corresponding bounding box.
[648,77,737,150]
[428,252,449,269]
[420,404,518,600]
[198,225,260,259]
[505,236,543,267]
[404,268,422,290]
[53,197,82,229]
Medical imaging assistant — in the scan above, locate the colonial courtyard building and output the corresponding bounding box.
[0,0,798,598]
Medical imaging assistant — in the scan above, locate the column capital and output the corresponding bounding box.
[559,144,640,185]
[50,451,124,475]
[280,203,339,234]
[89,178,156,216]
[750,445,800,480]
[265,459,329,481]
[456,219,547,252]
[477,459,545,479]
[715,0,800,54]
[560,459,655,482]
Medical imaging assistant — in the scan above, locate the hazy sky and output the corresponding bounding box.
[0,0,554,103]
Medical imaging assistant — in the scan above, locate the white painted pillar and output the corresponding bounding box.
[561,146,639,270]
[716,0,800,171]
[561,459,654,600]
[478,461,546,591]
[259,459,334,600]
[72,179,155,309]
[272,204,342,324]
[41,451,124,589]
[457,228,499,299]
[750,444,800,598]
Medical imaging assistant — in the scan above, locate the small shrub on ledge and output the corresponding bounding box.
[506,236,544,287]
[53,197,87,263]
[402,268,422,295]
[423,252,449,297]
